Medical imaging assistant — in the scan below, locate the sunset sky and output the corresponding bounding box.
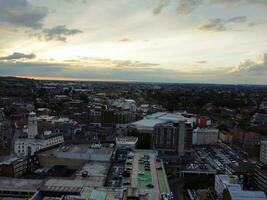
[0,0,267,84]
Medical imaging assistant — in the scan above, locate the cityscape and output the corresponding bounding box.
[0,0,267,200]
[0,77,267,200]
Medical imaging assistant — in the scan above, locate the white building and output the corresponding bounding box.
[192,127,219,145]
[129,112,196,133]
[15,133,64,156]
[14,113,64,157]
[112,99,137,112]
[260,140,267,164]
[27,112,38,139]
[116,137,138,150]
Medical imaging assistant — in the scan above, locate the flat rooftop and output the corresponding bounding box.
[39,144,113,161]
[131,150,170,200]
[116,137,138,144]
[0,177,43,192]
[129,112,195,131]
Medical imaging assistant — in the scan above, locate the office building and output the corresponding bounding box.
[153,121,192,157]
[192,127,219,145]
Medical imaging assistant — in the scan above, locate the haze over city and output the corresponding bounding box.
[0,0,267,83]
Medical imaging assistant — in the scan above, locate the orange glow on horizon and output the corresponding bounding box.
[1,75,129,82]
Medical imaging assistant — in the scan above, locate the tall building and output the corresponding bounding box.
[0,111,13,156]
[153,121,192,157]
[27,112,38,139]
[254,140,267,193]
[260,140,267,165]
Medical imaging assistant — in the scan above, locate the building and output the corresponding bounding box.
[153,121,192,157]
[215,174,266,199]
[0,156,27,177]
[38,144,113,169]
[129,112,196,133]
[215,175,240,198]
[196,116,211,127]
[116,137,138,150]
[116,111,136,128]
[252,113,267,126]
[224,187,266,200]
[254,162,267,193]
[14,112,64,156]
[254,141,267,193]
[0,178,42,199]
[192,128,219,145]
[219,131,233,144]
[28,112,38,139]
[112,99,137,112]
[260,140,267,164]
[101,109,116,126]
[15,132,64,156]
[0,111,13,156]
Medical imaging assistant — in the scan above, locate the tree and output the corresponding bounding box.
[128,129,151,149]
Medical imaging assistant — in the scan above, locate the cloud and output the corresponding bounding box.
[0,0,48,29]
[230,53,267,75]
[153,0,267,15]
[30,25,82,42]
[210,0,267,7]
[153,0,170,15]
[248,19,267,27]
[198,16,247,31]
[0,52,36,60]
[196,61,207,63]
[63,0,87,4]
[176,0,203,15]
[117,38,131,42]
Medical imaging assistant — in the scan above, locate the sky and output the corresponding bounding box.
[0,0,267,84]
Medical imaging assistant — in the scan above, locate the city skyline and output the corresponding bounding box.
[0,0,267,84]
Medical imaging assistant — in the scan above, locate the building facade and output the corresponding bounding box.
[260,140,267,165]
[15,133,64,156]
[153,121,192,157]
[0,157,27,177]
[192,128,219,145]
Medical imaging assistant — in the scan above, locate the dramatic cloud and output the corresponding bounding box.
[153,0,170,15]
[176,0,203,15]
[230,53,267,75]
[0,0,48,29]
[0,52,36,60]
[198,16,247,31]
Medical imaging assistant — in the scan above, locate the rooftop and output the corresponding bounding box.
[116,137,138,145]
[228,188,267,200]
[129,112,195,131]
[0,177,43,192]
